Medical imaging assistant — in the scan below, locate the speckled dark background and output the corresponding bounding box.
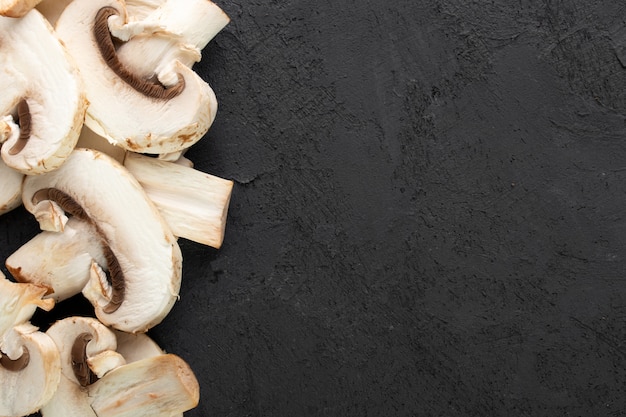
[4,1,626,416]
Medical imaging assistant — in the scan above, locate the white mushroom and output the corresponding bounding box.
[116,0,230,81]
[41,317,125,417]
[124,152,233,248]
[6,217,106,302]
[0,8,87,174]
[0,324,61,417]
[41,318,194,417]
[0,155,24,216]
[0,0,41,17]
[55,0,219,154]
[22,148,182,333]
[0,275,59,417]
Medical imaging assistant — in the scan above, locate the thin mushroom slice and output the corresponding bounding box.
[6,217,107,303]
[0,324,61,417]
[0,0,41,17]
[55,0,218,154]
[41,317,124,417]
[0,9,87,174]
[22,148,182,333]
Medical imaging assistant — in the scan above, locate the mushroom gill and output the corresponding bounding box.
[31,187,124,313]
[0,347,29,372]
[8,99,32,156]
[94,6,184,100]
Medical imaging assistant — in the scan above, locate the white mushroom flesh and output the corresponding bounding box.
[0,155,24,215]
[22,148,182,333]
[55,0,218,154]
[0,8,86,174]
[6,217,106,302]
[0,324,61,417]
[125,152,233,248]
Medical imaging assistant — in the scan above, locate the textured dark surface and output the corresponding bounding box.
[4,1,626,416]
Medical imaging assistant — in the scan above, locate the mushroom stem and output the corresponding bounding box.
[115,0,229,84]
[88,354,199,417]
[124,152,233,248]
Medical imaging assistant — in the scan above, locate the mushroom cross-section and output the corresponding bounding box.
[0,275,59,417]
[0,8,86,174]
[22,148,182,333]
[41,317,125,417]
[55,0,218,154]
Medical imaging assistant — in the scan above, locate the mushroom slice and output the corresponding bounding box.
[41,317,124,417]
[6,217,106,303]
[116,0,230,79]
[0,0,41,17]
[0,156,24,215]
[0,324,61,417]
[89,354,199,417]
[22,148,182,333]
[114,331,163,363]
[0,277,60,416]
[55,0,218,154]
[0,9,87,174]
[125,152,233,248]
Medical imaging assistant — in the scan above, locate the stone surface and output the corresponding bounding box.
[3,1,626,416]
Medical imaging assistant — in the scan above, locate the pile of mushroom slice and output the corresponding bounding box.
[0,0,233,415]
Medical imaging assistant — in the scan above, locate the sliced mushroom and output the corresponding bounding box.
[0,155,24,215]
[0,275,59,416]
[89,354,199,417]
[0,9,87,174]
[0,0,42,17]
[0,324,61,417]
[55,0,219,154]
[41,317,124,417]
[124,0,166,20]
[116,0,230,80]
[6,217,106,302]
[124,152,233,248]
[76,124,126,164]
[22,148,182,333]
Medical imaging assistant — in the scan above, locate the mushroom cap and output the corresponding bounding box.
[6,217,106,302]
[0,324,61,417]
[0,156,23,215]
[22,148,182,333]
[0,9,87,174]
[55,0,218,154]
[0,0,41,17]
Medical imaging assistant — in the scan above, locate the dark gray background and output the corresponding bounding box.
[3,1,626,416]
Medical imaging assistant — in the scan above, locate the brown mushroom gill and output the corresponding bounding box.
[94,6,185,100]
[8,99,32,155]
[71,333,98,386]
[0,347,30,372]
[31,188,124,314]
